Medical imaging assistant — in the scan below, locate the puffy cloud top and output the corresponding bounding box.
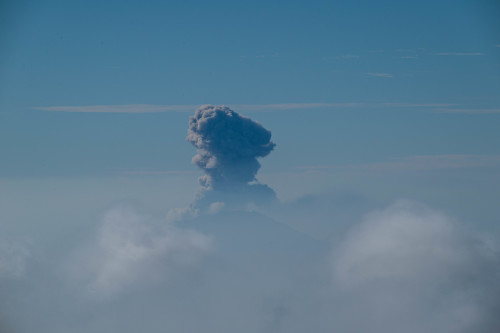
[187,105,275,190]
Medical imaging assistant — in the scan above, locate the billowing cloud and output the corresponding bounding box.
[187,105,275,188]
[187,105,276,209]
[2,195,500,333]
[71,205,213,297]
[331,200,500,333]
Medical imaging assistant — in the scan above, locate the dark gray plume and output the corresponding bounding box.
[187,105,276,209]
[187,105,275,190]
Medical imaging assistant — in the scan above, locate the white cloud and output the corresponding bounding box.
[436,108,500,114]
[118,169,198,176]
[0,239,30,278]
[334,200,464,286]
[2,195,499,333]
[340,54,360,59]
[233,102,458,111]
[35,102,458,113]
[240,53,280,59]
[72,205,213,297]
[298,154,500,173]
[331,200,500,332]
[235,102,366,110]
[208,202,225,214]
[361,154,500,171]
[36,104,198,113]
[434,52,484,56]
[366,72,393,78]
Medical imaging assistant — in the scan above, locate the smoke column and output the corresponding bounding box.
[187,105,276,207]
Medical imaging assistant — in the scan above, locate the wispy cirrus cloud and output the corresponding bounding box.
[340,54,360,59]
[236,103,366,110]
[36,104,199,113]
[299,155,500,173]
[35,103,363,113]
[118,169,198,176]
[365,72,393,78]
[237,102,457,111]
[361,154,500,171]
[240,53,281,59]
[36,102,459,114]
[436,108,500,114]
[433,52,484,56]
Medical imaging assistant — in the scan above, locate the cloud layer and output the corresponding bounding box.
[71,206,213,298]
[331,200,500,333]
[0,239,30,278]
[1,198,499,333]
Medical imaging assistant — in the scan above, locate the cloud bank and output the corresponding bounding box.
[331,200,500,333]
[2,196,499,332]
[71,206,213,298]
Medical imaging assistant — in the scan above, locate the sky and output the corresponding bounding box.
[1,1,500,332]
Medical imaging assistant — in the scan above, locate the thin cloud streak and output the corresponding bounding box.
[361,155,500,171]
[436,108,500,114]
[236,103,366,110]
[35,102,458,113]
[36,104,199,113]
[236,102,456,111]
[434,52,484,56]
[118,169,198,176]
[298,155,500,173]
[366,72,393,78]
[340,54,360,59]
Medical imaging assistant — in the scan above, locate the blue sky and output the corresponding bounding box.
[1,0,499,179]
[1,0,499,224]
[1,0,499,218]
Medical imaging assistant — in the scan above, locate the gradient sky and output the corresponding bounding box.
[1,0,499,175]
[1,0,499,222]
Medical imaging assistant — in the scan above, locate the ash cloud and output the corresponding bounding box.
[187,105,276,209]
